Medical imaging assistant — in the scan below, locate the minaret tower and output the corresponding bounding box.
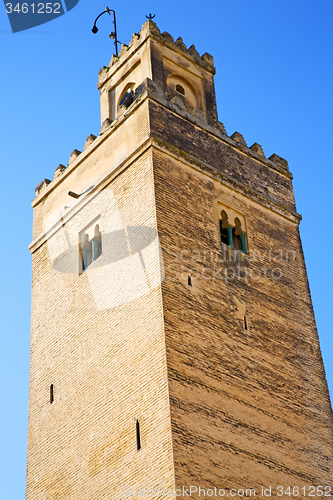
[27,20,333,499]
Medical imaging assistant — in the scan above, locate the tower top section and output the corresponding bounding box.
[32,19,291,204]
[98,19,215,88]
[97,19,218,129]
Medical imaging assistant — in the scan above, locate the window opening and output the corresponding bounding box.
[220,212,247,254]
[92,224,102,262]
[82,234,92,271]
[136,419,141,450]
[176,84,185,96]
[232,229,242,250]
[81,224,102,272]
[50,384,54,404]
[188,275,192,286]
[119,90,134,109]
[219,220,229,245]
[244,316,248,330]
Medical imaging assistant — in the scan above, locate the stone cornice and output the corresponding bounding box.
[151,136,302,225]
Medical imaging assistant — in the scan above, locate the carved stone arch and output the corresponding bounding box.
[234,217,242,234]
[220,209,229,228]
[166,74,198,111]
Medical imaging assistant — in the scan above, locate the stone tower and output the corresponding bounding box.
[27,20,333,500]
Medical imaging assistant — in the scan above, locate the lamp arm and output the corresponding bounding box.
[92,8,118,58]
[92,9,110,27]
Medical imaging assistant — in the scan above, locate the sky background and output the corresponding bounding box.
[1,1,332,498]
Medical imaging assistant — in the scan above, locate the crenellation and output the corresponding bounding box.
[143,79,289,176]
[213,120,227,135]
[84,134,97,150]
[128,32,140,48]
[250,142,265,157]
[188,44,200,59]
[231,131,247,146]
[98,65,109,77]
[192,108,206,122]
[161,31,174,44]
[100,117,113,134]
[201,52,214,67]
[98,20,216,90]
[35,178,51,196]
[269,153,289,171]
[68,149,82,164]
[118,43,129,58]
[109,54,118,67]
[141,19,160,36]
[175,37,187,51]
[53,164,66,179]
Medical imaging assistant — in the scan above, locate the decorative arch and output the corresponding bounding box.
[234,217,242,233]
[218,208,247,254]
[220,210,228,226]
[166,74,198,110]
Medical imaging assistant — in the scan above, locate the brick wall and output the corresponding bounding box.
[27,148,175,500]
[153,142,333,495]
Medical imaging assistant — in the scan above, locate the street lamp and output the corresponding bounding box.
[92,7,119,58]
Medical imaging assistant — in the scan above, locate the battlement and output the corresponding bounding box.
[33,77,290,204]
[97,20,215,90]
[35,79,292,203]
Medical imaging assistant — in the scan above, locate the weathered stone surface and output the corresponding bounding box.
[213,120,227,135]
[250,142,265,157]
[149,100,295,213]
[68,149,81,164]
[118,43,128,58]
[188,44,200,58]
[141,19,160,36]
[129,32,140,48]
[162,31,174,44]
[84,134,97,150]
[100,117,112,134]
[231,131,247,146]
[109,54,118,67]
[201,52,214,66]
[192,108,206,122]
[35,178,51,196]
[28,147,175,500]
[53,164,66,179]
[269,153,289,171]
[175,37,187,51]
[170,95,186,111]
[153,134,333,491]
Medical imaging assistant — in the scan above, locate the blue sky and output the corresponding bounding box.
[1,1,332,498]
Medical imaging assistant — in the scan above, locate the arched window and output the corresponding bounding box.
[219,210,247,254]
[166,74,198,111]
[80,223,102,272]
[118,82,136,110]
[176,84,185,96]
[91,224,102,262]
